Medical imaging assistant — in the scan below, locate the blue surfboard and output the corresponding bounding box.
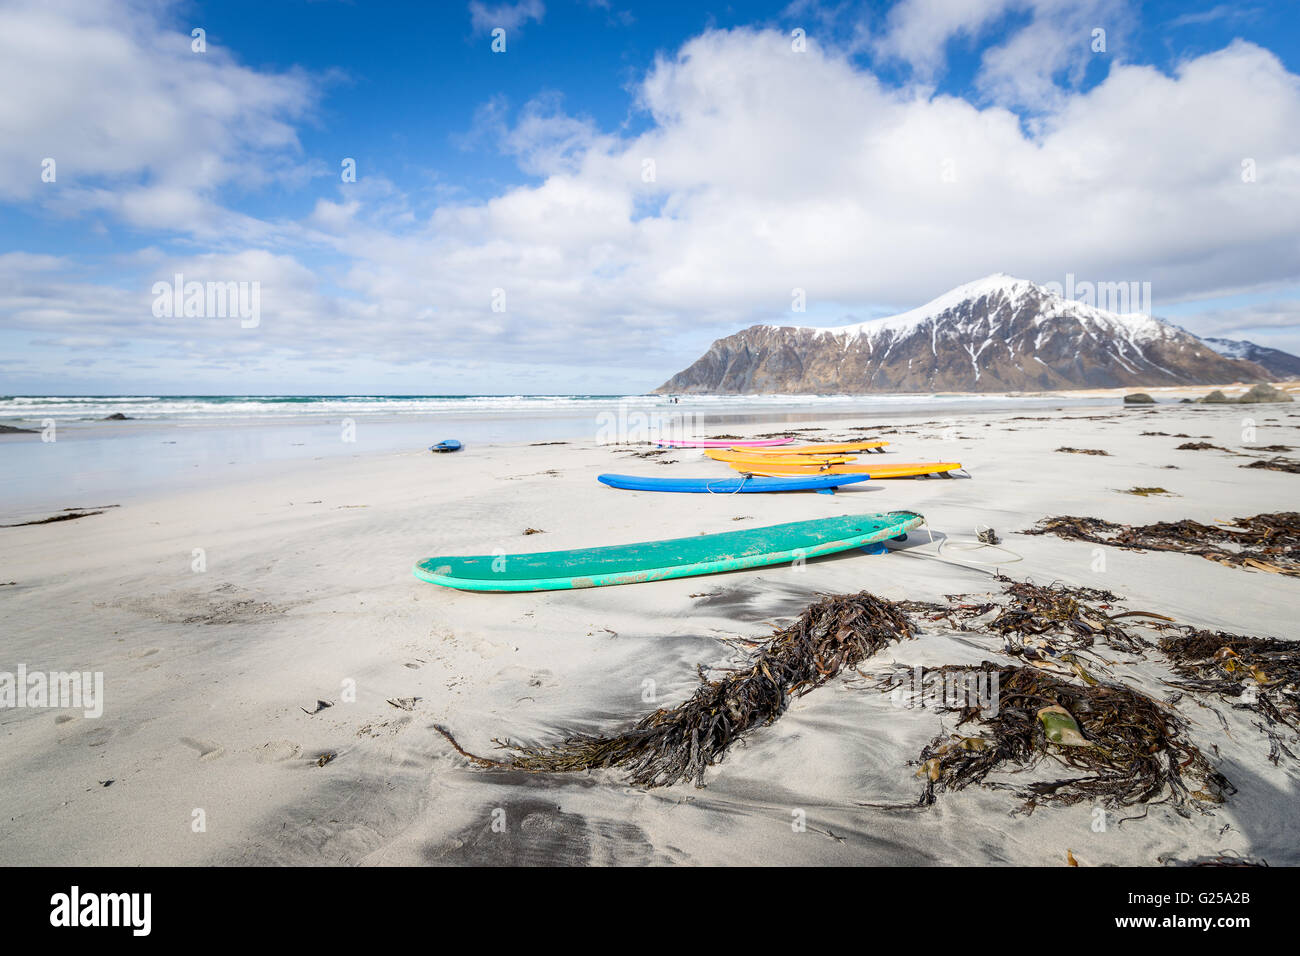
[430,439,462,453]
[597,473,870,494]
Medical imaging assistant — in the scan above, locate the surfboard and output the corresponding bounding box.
[730,461,964,478]
[413,511,923,592]
[734,441,889,455]
[596,472,871,493]
[704,449,856,465]
[430,439,462,453]
[656,437,792,448]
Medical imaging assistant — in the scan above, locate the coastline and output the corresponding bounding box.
[1,398,1297,865]
[3,382,1294,520]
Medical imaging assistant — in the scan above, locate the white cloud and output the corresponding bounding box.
[0,0,318,232]
[468,0,545,35]
[875,0,1130,110]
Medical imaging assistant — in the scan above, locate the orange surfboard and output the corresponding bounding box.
[704,449,857,466]
[732,441,888,455]
[729,460,963,479]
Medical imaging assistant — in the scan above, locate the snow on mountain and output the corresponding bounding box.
[1203,337,1300,378]
[656,275,1272,394]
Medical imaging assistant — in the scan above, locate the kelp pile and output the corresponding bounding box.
[437,577,1290,821]
[1026,512,1300,576]
[1242,456,1300,474]
[437,591,915,787]
[901,575,1150,653]
[895,663,1232,814]
[1161,629,1300,763]
[1055,446,1110,456]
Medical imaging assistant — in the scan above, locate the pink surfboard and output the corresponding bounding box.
[656,437,793,448]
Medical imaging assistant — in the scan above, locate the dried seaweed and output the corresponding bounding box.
[436,577,1278,817]
[1025,513,1300,576]
[1241,457,1300,474]
[1176,442,1227,451]
[902,576,1148,653]
[1056,447,1110,456]
[1160,630,1300,763]
[438,591,914,787]
[894,664,1232,814]
[1122,486,1174,496]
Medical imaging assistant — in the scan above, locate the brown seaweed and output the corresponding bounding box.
[1241,457,1300,474]
[1055,447,1110,456]
[1025,513,1300,576]
[436,577,1276,815]
[892,664,1232,814]
[1160,629,1300,763]
[438,591,914,787]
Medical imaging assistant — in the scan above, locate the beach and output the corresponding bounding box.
[1,394,1298,866]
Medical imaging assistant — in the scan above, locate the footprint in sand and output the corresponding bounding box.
[253,740,301,763]
[180,737,225,761]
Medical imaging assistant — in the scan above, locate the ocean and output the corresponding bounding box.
[0,393,1112,518]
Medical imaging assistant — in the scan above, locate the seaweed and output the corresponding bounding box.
[1025,512,1300,576]
[1122,487,1174,496]
[1176,442,1226,451]
[436,577,1278,816]
[1160,629,1300,763]
[1,505,120,527]
[889,663,1232,814]
[437,591,915,787]
[1241,457,1300,474]
[901,576,1148,653]
[1055,447,1110,456]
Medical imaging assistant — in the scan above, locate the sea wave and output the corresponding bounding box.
[0,391,1098,423]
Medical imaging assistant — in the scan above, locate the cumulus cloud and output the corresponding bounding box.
[0,0,318,232]
[874,0,1131,110]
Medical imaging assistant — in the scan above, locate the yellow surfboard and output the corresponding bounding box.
[704,449,857,465]
[729,460,963,478]
[732,441,889,455]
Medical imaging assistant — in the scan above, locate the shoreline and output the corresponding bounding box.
[4,382,1295,520]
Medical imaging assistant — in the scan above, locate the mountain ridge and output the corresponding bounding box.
[655,275,1280,394]
[1203,336,1300,379]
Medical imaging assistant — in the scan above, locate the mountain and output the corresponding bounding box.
[1202,337,1300,379]
[655,275,1272,394]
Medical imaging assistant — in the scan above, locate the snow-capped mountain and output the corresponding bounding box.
[1203,337,1300,379]
[655,275,1271,393]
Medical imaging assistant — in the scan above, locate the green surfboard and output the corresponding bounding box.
[413,511,923,592]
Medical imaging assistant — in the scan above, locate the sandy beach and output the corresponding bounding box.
[2,396,1297,867]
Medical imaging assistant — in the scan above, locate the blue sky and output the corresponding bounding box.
[2,0,1299,394]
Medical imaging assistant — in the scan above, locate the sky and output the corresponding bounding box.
[1,0,1298,395]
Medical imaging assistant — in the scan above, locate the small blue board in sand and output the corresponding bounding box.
[430,439,462,453]
[597,473,870,494]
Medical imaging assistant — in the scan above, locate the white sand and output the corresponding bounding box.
[2,401,1298,866]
